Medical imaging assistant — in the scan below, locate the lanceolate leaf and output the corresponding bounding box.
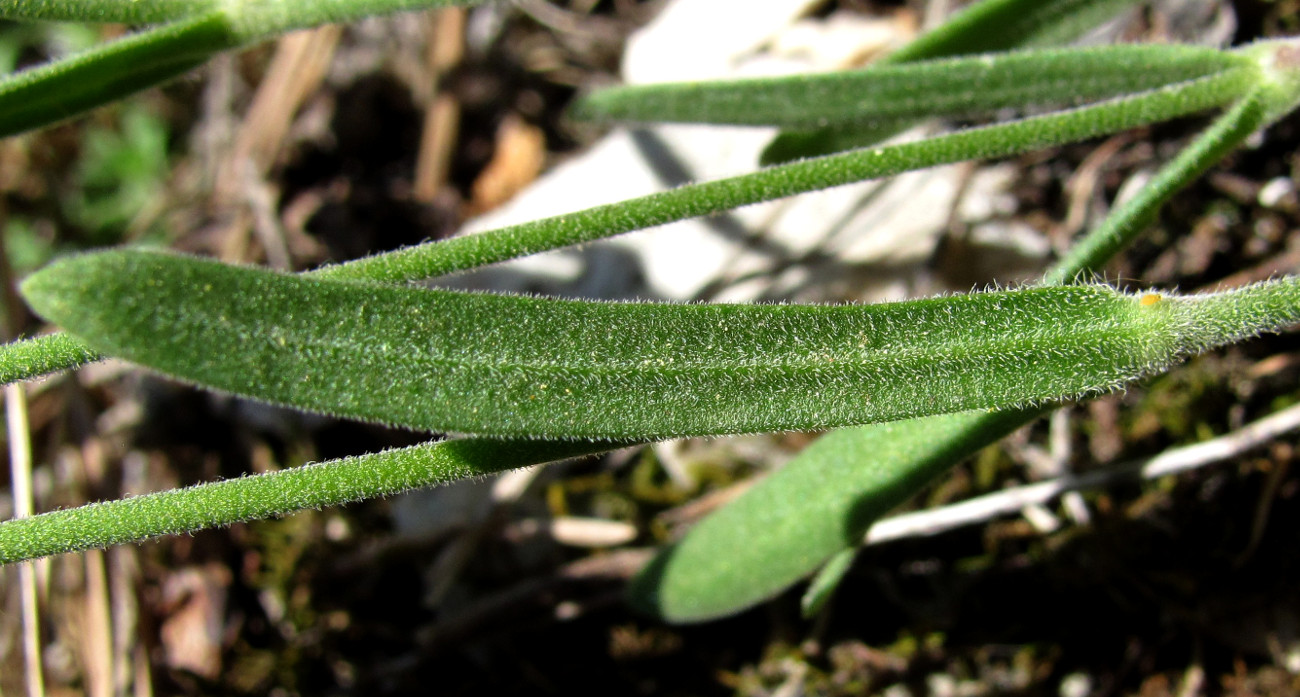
[885,0,1140,62]
[761,0,1143,163]
[0,52,1259,387]
[571,44,1248,129]
[21,250,1300,441]
[0,13,233,138]
[631,408,1038,622]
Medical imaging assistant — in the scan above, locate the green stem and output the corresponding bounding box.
[0,333,100,384]
[1045,89,1269,283]
[315,68,1254,284]
[0,0,479,42]
[0,437,614,563]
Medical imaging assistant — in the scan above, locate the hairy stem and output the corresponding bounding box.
[0,438,614,563]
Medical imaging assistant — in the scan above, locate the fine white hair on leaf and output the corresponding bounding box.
[21,250,1300,441]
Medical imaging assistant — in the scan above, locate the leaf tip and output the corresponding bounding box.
[20,250,146,335]
[21,255,91,325]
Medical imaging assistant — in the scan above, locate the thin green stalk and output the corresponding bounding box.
[0,0,478,42]
[316,68,1253,284]
[0,437,615,563]
[798,547,857,617]
[1045,91,1269,283]
[0,333,100,384]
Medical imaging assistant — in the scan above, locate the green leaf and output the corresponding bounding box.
[886,0,1141,62]
[761,0,1143,163]
[0,436,614,563]
[572,44,1247,129]
[632,409,1035,622]
[0,13,234,138]
[0,1,487,139]
[22,250,1300,441]
[1,62,1256,385]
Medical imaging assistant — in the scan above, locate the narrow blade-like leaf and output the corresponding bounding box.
[572,44,1247,129]
[0,13,235,138]
[887,0,1140,62]
[21,250,1300,441]
[762,0,1143,163]
[631,408,1036,622]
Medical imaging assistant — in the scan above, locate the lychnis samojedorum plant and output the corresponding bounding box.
[0,0,1298,629]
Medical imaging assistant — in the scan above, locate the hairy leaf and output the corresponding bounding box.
[572,44,1247,129]
[0,14,232,138]
[762,0,1143,163]
[632,409,1035,622]
[22,250,1300,441]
